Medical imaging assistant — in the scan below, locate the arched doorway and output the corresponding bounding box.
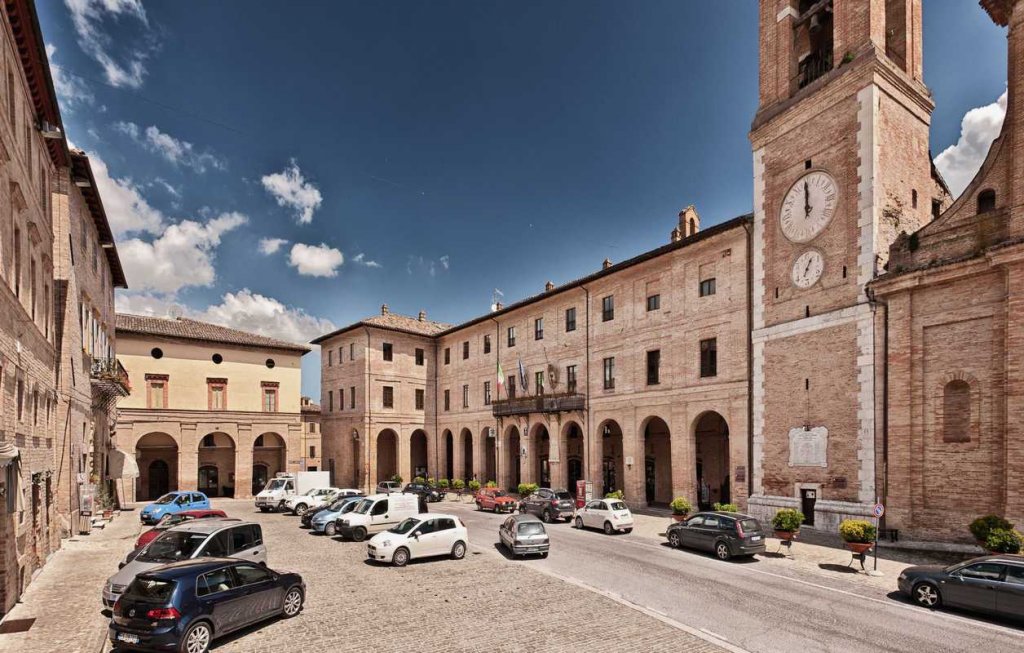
[531,423,550,488]
[643,417,672,506]
[411,430,428,479]
[198,432,236,497]
[599,420,624,497]
[443,430,454,481]
[460,428,474,481]
[253,432,287,495]
[505,425,521,491]
[135,432,178,500]
[484,427,496,484]
[377,429,398,482]
[562,421,584,495]
[694,411,730,510]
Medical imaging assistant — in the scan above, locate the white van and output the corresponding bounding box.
[337,493,420,542]
[255,471,331,512]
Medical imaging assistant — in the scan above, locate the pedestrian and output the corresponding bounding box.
[699,477,710,511]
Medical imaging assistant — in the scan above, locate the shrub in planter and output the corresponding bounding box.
[712,502,739,513]
[468,480,481,493]
[438,478,449,489]
[605,490,625,501]
[969,515,1014,543]
[452,479,466,493]
[839,519,877,544]
[413,476,426,484]
[984,528,1023,554]
[485,480,497,488]
[772,509,804,533]
[426,477,436,486]
[670,497,692,516]
[390,474,403,485]
[518,482,538,498]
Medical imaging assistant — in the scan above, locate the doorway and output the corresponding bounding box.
[252,463,269,496]
[148,460,169,498]
[198,465,219,497]
[644,458,656,503]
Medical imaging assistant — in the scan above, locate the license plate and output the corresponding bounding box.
[117,633,140,644]
[752,535,762,542]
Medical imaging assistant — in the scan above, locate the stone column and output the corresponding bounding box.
[1005,261,1024,524]
[453,430,465,482]
[179,423,198,492]
[235,443,253,499]
[473,428,485,483]
[398,427,412,483]
[520,423,533,485]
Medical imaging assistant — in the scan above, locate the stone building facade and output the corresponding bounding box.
[300,396,321,472]
[115,315,309,501]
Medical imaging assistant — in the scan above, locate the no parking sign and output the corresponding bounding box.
[872,503,885,518]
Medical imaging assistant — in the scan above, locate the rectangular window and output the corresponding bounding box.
[338,347,343,365]
[507,326,516,347]
[309,446,316,458]
[647,350,661,385]
[646,294,660,312]
[208,382,227,410]
[263,387,278,412]
[339,388,344,410]
[146,378,166,410]
[382,386,394,408]
[444,347,451,365]
[462,384,469,408]
[700,278,717,297]
[350,386,355,409]
[484,381,491,406]
[700,338,718,378]
[13,227,20,298]
[383,342,393,361]
[534,317,544,340]
[602,295,614,321]
[603,357,615,390]
[565,307,576,332]
[507,375,516,399]
[463,341,469,360]
[483,335,491,354]
[535,371,545,395]
[415,348,424,366]
[350,343,354,360]
[415,388,425,410]
[444,389,450,411]
[328,390,334,412]
[327,349,333,366]
[566,365,577,394]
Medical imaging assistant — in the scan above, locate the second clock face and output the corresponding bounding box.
[780,170,837,243]
[792,249,824,289]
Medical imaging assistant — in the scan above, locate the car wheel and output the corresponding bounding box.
[668,531,681,548]
[282,586,304,617]
[392,547,410,567]
[476,502,482,511]
[715,541,732,561]
[451,540,467,560]
[623,528,632,534]
[179,620,212,653]
[351,526,367,542]
[603,521,614,535]
[324,522,336,537]
[575,516,584,529]
[294,504,308,516]
[543,510,553,523]
[259,507,270,513]
[540,552,549,558]
[912,582,942,609]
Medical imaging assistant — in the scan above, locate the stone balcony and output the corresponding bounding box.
[90,358,130,398]
[492,392,584,417]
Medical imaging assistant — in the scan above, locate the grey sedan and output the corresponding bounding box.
[898,554,1024,618]
[499,514,550,558]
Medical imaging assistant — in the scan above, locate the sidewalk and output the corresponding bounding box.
[0,510,141,653]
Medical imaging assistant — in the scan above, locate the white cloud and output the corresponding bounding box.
[87,152,165,236]
[259,237,288,255]
[115,121,225,173]
[151,177,180,198]
[935,90,1007,198]
[65,0,154,89]
[115,289,335,346]
[45,43,93,107]
[289,243,343,277]
[261,160,323,224]
[440,255,450,270]
[407,254,450,277]
[352,252,382,268]
[119,212,248,293]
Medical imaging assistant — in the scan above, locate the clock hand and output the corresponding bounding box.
[804,258,813,275]
[804,182,812,217]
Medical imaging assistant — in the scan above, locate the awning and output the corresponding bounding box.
[0,440,17,467]
[108,448,140,478]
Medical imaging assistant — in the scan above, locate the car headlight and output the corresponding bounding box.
[898,573,907,581]
[379,540,392,547]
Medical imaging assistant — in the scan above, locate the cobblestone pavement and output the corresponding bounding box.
[0,511,142,653]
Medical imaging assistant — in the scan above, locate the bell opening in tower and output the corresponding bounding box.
[795,1,834,91]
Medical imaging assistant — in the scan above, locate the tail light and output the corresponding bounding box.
[145,607,181,620]
[113,598,122,615]
[550,499,559,507]
[735,521,745,539]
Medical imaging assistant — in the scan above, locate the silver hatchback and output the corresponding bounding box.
[499,514,550,558]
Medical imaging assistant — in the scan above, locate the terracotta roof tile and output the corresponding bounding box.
[116,313,311,353]
[310,311,451,344]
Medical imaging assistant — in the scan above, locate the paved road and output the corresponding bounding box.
[444,502,1024,653]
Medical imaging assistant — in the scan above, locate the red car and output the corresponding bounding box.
[134,509,227,549]
[475,488,518,513]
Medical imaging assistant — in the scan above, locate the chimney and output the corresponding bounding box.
[545,281,555,292]
[679,205,700,236]
[671,226,683,243]
[494,301,504,311]
[418,310,427,321]
[602,258,612,270]
[381,303,389,315]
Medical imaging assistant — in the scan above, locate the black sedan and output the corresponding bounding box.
[403,482,442,503]
[665,511,766,560]
[898,554,1024,618]
[109,558,304,653]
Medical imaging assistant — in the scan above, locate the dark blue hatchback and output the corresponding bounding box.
[109,558,304,652]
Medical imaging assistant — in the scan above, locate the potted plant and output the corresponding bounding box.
[485,480,498,489]
[413,475,426,484]
[468,479,481,494]
[438,478,449,490]
[969,515,1014,548]
[772,508,804,541]
[839,519,877,554]
[984,528,1023,554]
[713,502,739,513]
[670,497,692,522]
[452,479,466,498]
[517,482,538,499]
[391,474,403,485]
[605,490,624,501]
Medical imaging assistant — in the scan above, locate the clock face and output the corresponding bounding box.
[780,171,838,243]
[792,249,824,289]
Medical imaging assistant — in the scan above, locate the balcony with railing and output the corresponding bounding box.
[90,358,131,398]
[492,392,584,417]
[798,46,834,89]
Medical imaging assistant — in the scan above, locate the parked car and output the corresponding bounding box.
[254,471,330,512]
[375,480,403,494]
[519,488,575,523]
[499,513,550,558]
[104,519,266,607]
[108,558,304,653]
[366,514,468,567]
[574,498,634,534]
[475,488,518,513]
[898,554,1024,618]
[134,509,228,552]
[310,496,364,535]
[336,493,420,542]
[403,482,442,503]
[139,492,211,525]
[283,487,341,516]
[301,494,363,528]
[665,511,766,560]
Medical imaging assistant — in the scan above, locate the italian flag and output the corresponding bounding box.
[497,362,505,396]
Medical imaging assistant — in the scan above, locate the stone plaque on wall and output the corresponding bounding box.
[788,426,828,467]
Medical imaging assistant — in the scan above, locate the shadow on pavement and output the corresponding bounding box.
[818,563,859,574]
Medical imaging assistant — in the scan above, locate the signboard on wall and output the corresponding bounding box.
[734,466,746,483]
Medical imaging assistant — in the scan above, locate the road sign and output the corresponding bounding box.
[872,503,885,518]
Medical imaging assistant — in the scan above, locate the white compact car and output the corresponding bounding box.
[574,498,634,534]
[366,514,468,567]
[284,487,341,516]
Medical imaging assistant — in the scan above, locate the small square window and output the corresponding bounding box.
[699,278,716,297]
[646,294,660,311]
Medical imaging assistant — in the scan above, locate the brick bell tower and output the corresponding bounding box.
[748,1,939,528]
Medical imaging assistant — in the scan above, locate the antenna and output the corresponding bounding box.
[491,288,504,312]
[167,305,183,319]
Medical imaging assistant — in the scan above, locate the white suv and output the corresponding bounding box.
[375,481,402,494]
[284,487,340,516]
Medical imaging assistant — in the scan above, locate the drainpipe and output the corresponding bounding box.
[866,287,889,529]
[490,316,500,486]
[433,336,439,482]
[581,285,591,491]
[743,220,754,503]
[363,327,372,493]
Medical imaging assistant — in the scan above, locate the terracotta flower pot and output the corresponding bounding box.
[774,529,798,541]
[844,541,873,554]
[672,514,688,522]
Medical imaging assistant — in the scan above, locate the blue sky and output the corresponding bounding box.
[38,1,1008,397]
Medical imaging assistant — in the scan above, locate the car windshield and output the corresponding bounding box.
[266,479,288,491]
[351,499,374,515]
[555,492,573,501]
[338,501,358,514]
[389,518,421,535]
[154,494,177,505]
[518,522,545,536]
[136,532,210,563]
[327,499,349,511]
[492,490,508,497]
[608,501,627,511]
[126,577,176,601]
